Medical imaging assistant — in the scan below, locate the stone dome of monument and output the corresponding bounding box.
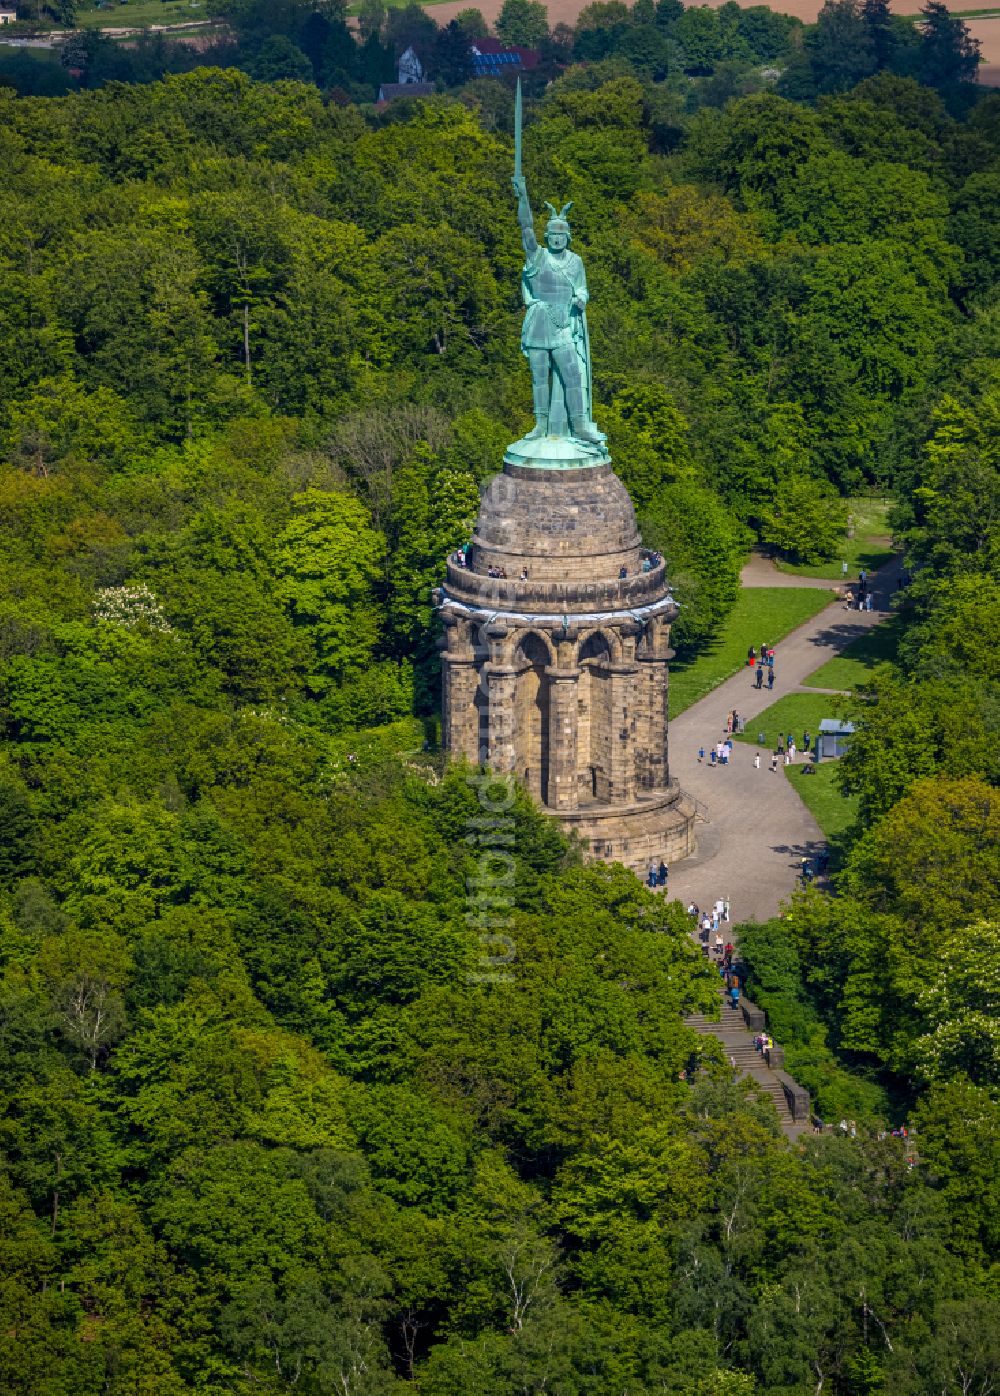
[469,462,643,583]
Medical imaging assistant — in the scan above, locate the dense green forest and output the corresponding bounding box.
[0,0,985,109]
[1,0,1000,1387]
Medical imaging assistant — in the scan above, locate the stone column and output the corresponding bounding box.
[545,666,580,811]
[606,662,638,803]
[442,654,482,766]
[636,654,669,789]
[484,665,518,774]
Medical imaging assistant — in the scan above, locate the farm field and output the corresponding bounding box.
[426,0,1000,77]
[63,0,1000,74]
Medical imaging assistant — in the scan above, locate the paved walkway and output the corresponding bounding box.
[740,550,844,590]
[667,556,902,926]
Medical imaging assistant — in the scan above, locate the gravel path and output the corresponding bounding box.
[666,555,903,926]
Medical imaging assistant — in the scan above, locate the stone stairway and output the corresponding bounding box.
[685,991,808,1138]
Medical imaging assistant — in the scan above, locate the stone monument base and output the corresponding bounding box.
[555,781,697,874]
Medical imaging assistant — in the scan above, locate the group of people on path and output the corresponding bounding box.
[799,849,830,882]
[700,738,735,766]
[761,729,813,773]
[689,898,731,960]
[686,902,745,1014]
[843,568,876,612]
[698,709,747,768]
[646,860,669,889]
[748,642,777,691]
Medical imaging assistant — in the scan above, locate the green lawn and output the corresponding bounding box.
[802,614,903,693]
[776,495,896,580]
[669,586,832,718]
[786,761,860,847]
[76,0,205,29]
[733,691,843,752]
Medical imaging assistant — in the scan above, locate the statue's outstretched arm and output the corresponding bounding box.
[512,175,537,258]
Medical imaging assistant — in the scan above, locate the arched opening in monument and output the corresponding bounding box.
[473,675,489,767]
[515,633,551,804]
[577,631,612,803]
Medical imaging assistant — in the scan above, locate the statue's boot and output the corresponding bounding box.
[566,386,605,447]
[525,414,549,441]
[525,381,550,439]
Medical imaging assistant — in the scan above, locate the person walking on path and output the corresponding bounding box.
[698,745,705,763]
[767,668,775,690]
[754,751,760,769]
[755,665,764,689]
[770,753,778,773]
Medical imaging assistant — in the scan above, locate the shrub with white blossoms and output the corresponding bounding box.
[93,583,171,632]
